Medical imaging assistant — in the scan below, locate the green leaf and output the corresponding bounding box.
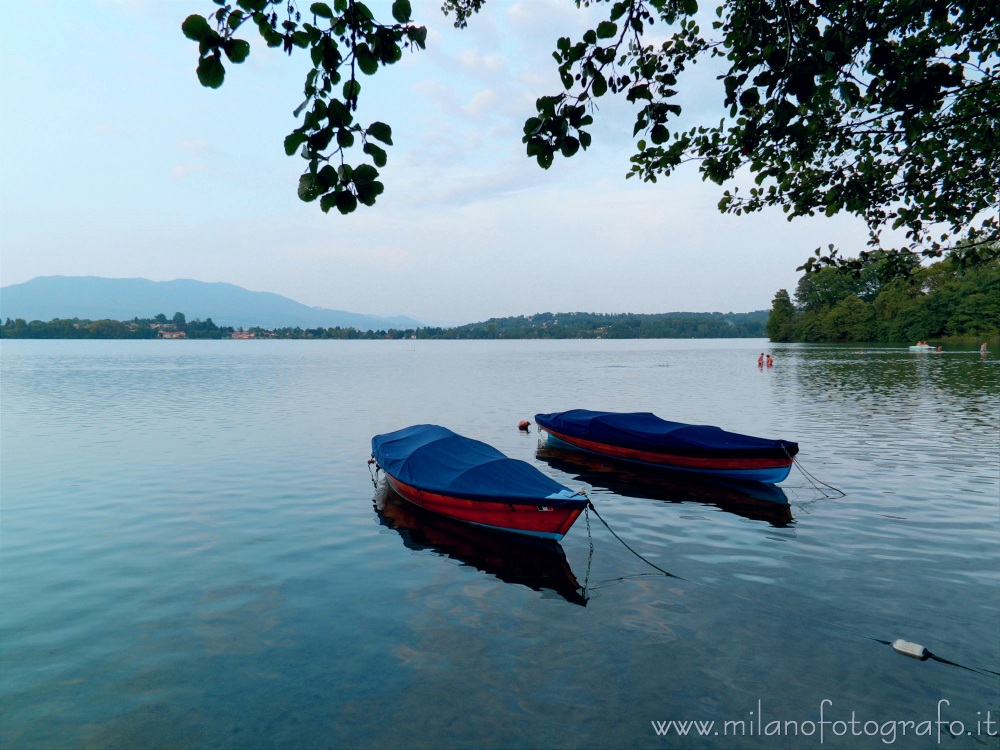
[335,190,358,214]
[740,88,762,110]
[536,96,558,117]
[626,84,650,102]
[318,164,339,188]
[363,142,387,167]
[197,54,226,88]
[355,180,384,206]
[284,131,307,156]
[409,26,427,49]
[392,0,412,23]
[328,99,353,127]
[596,21,617,39]
[343,79,361,101]
[353,164,379,184]
[561,136,580,157]
[320,192,338,213]
[182,15,212,42]
[367,121,393,145]
[225,39,250,63]
[592,71,608,98]
[336,128,355,148]
[356,45,378,75]
[310,2,334,18]
[298,173,323,202]
[309,128,334,150]
[261,26,283,47]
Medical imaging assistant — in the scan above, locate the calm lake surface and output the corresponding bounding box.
[2,339,998,749]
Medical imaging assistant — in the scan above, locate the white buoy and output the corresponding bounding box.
[892,639,929,660]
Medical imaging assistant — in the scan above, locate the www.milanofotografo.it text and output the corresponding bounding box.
[651,700,998,744]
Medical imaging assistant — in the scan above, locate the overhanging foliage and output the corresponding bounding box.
[184,0,999,264]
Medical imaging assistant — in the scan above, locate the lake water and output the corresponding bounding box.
[2,339,998,749]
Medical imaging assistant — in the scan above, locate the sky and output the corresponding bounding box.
[0,0,898,325]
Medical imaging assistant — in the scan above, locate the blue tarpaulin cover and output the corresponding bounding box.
[534,410,798,458]
[371,425,585,506]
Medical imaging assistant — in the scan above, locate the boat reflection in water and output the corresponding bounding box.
[373,482,588,606]
[535,445,794,527]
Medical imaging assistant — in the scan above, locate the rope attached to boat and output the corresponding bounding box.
[585,499,683,582]
[581,502,593,601]
[783,446,846,499]
[367,457,380,488]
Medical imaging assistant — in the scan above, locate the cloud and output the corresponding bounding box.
[456,50,507,74]
[462,88,500,117]
[171,164,206,180]
[177,138,213,153]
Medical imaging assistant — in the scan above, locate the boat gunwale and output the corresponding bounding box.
[382,472,587,510]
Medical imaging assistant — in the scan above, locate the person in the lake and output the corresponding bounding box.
[982,342,989,354]
[766,354,774,367]
[758,353,764,367]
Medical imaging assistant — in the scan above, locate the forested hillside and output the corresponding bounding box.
[415,312,767,339]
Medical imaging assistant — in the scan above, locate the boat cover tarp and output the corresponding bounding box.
[534,410,798,458]
[371,424,585,507]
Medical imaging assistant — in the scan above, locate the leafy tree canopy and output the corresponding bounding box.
[767,247,1000,342]
[184,0,999,265]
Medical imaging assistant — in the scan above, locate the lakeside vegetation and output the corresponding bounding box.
[767,254,1000,343]
[1,311,767,340]
[0,313,234,340]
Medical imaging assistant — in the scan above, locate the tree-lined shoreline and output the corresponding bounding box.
[767,254,999,343]
[1,311,767,340]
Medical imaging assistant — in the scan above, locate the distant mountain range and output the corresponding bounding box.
[0,276,423,331]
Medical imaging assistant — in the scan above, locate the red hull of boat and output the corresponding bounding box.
[541,427,794,482]
[384,474,583,540]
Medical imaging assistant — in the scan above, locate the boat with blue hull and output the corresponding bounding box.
[371,424,588,540]
[534,409,798,484]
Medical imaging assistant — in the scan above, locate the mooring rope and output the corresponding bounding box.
[583,495,997,679]
[586,500,684,581]
[580,503,594,601]
[782,445,846,499]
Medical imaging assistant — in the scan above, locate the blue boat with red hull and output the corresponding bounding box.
[534,409,798,484]
[371,424,588,540]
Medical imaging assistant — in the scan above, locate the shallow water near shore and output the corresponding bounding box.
[2,338,998,749]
